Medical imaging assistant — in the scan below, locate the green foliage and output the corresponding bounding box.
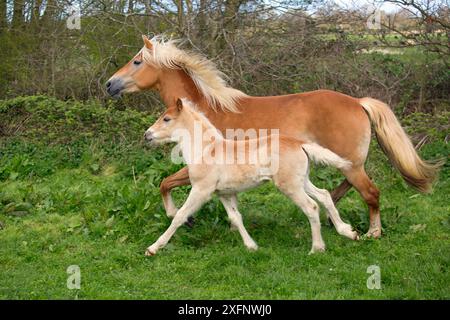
[0,95,154,143]
[1,13,448,114]
[0,96,160,181]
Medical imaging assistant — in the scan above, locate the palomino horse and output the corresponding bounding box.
[143,98,358,255]
[107,35,442,238]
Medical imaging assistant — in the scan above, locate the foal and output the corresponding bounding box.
[144,98,358,256]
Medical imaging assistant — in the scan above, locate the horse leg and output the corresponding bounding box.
[219,194,258,251]
[277,178,326,254]
[160,166,191,218]
[326,180,351,227]
[330,179,353,204]
[160,166,190,217]
[293,192,326,254]
[146,185,213,256]
[304,178,359,240]
[344,166,381,238]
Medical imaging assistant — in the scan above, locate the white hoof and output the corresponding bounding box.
[338,224,359,240]
[245,241,258,251]
[145,245,157,256]
[309,243,326,255]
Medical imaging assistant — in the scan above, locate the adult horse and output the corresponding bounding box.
[107,35,441,238]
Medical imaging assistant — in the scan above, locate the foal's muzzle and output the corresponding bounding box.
[106,78,124,98]
[144,130,154,142]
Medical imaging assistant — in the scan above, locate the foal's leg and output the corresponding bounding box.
[293,192,325,254]
[278,181,326,254]
[304,178,359,240]
[343,166,381,238]
[160,166,190,218]
[146,186,213,256]
[219,195,258,251]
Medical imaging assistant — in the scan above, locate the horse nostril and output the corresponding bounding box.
[106,78,123,97]
[144,131,153,141]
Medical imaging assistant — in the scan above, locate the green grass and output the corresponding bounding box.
[0,96,449,299]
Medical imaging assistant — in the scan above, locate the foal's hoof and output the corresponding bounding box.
[246,242,259,251]
[184,216,195,228]
[339,225,360,240]
[145,248,156,256]
[309,244,326,255]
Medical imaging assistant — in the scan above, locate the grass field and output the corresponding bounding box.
[0,96,449,299]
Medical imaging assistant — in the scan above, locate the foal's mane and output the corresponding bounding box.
[181,98,223,138]
[141,35,247,113]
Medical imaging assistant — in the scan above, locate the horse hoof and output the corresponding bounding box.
[145,248,156,256]
[184,216,195,228]
[365,228,382,239]
[309,245,326,255]
[348,230,360,240]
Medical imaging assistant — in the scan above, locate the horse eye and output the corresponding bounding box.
[133,60,142,66]
[163,117,171,122]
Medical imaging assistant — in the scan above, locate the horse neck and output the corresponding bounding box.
[177,108,223,162]
[157,68,210,113]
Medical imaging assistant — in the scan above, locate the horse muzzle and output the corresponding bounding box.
[106,78,124,99]
[144,130,154,143]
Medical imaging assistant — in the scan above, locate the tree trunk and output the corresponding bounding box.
[32,0,43,27]
[224,0,242,28]
[174,0,184,33]
[144,0,153,14]
[198,0,207,37]
[0,0,7,31]
[12,0,25,29]
[42,0,56,23]
[218,0,244,52]
[128,0,134,14]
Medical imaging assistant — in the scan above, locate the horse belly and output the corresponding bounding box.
[216,165,272,194]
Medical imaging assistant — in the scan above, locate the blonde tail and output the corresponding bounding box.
[359,97,444,193]
[302,143,352,170]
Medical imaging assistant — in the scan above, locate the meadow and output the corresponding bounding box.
[0,96,448,299]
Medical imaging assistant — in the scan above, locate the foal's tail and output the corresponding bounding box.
[359,97,444,193]
[302,143,352,170]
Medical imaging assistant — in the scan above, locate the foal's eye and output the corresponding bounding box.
[133,60,142,66]
[163,117,171,122]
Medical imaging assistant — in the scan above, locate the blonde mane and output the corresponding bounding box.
[180,98,223,138]
[141,35,247,113]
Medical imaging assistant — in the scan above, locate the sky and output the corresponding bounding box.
[333,0,403,13]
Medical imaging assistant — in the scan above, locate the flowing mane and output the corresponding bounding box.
[141,35,247,113]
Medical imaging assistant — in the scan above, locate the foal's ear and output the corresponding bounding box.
[142,35,153,49]
[176,98,183,112]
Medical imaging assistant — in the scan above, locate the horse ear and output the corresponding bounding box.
[142,35,153,49]
[176,99,183,112]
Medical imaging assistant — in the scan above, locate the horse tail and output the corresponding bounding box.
[359,97,444,193]
[302,143,352,170]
